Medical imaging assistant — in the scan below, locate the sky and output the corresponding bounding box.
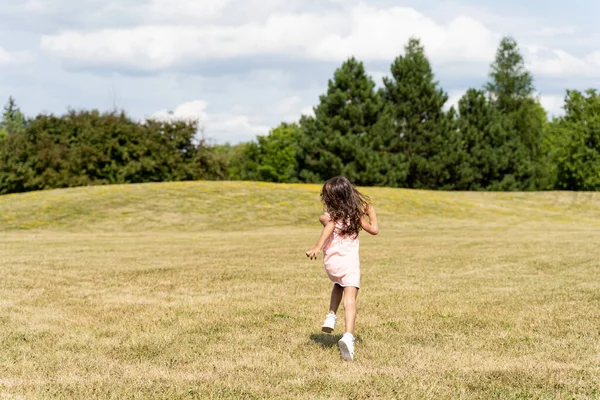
[1,0,599,144]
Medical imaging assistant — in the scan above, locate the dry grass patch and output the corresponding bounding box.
[1,182,600,398]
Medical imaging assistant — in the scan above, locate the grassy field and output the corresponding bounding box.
[1,181,600,399]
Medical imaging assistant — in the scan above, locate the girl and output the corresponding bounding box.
[306,176,379,361]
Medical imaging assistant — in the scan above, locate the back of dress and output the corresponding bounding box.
[322,213,361,288]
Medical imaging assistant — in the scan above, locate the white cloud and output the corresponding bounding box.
[151,100,270,143]
[23,0,50,12]
[370,71,388,88]
[441,89,565,118]
[41,2,497,71]
[152,100,209,123]
[276,96,302,114]
[532,26,577,37]
[310,7,496,63]
[0,46,33,66]
[527,46,600,78]
[274,95,314,121]
[539,94,565,117]
[586,50,600,66]
[12,0,600,145]
[300,106,315,118]
[444,89,466,111]
[142,0,230,22]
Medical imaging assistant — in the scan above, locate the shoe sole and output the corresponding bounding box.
[338,339,353,361]
[321,326,334,333]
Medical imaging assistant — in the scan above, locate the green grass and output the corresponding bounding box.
[1,181,600,399]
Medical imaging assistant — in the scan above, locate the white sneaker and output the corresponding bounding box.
[338,333,355,361]
[321,313,337,333]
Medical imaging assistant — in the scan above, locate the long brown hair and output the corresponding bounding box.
[321,176,370,237]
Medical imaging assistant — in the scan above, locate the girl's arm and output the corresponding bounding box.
[319,213,331,227]
[306,221,335,260]
[360,205,379,235]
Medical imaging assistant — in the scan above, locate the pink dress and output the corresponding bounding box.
[323,214,361,288]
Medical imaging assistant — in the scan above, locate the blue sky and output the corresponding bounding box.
[1,0,599,143]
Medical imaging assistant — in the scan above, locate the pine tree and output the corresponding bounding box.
[485,37,546,189]
[297,57,383,184]
[356,105,408,187]
[486,37,534,113]
[381,38,454,189]
[456,89,520,190]
[0,96,26,135]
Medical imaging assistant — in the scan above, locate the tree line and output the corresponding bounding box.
[0,103,226,195]
[231,37,600,191]
[1,36,599,194]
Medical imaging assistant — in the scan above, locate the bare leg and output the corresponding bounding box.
[328,284,344,314]
[342,286,359,335]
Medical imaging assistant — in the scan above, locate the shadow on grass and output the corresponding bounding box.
[310,333,342,348]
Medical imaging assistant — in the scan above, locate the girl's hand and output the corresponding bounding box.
[306,247,320,260]
[307,220,334,260]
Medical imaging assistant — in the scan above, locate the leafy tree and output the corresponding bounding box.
[548,90,600,190]
[0,109,227,194]
[228,123,299,183]
[254,123,298,182]
[297,57,383,184]
[381,38,455,189]
[193,137,228,181]
[225,142,259,181]
[0,127,35,194]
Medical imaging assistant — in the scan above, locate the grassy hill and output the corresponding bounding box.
[2,181,600,231]
[1,182,600,399]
